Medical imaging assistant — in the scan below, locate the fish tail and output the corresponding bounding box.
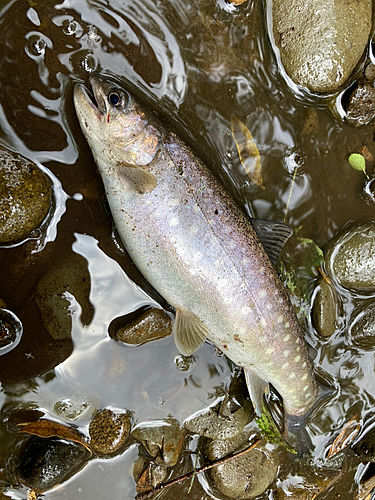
[284,412,313,457]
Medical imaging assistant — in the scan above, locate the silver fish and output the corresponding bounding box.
[73,74,318,446]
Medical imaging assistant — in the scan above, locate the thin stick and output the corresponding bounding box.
[136,439,261,500]
[284,167,298,224]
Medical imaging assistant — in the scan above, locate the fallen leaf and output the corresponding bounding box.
[348,153,369,179]
[231,116,265,189]
[325,414,360,459]
[17,419,91,453]
[361,146,373,162]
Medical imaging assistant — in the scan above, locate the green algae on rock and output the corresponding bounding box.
[325,223,375,291]
[0,145,53,244]
[269,0,372,93]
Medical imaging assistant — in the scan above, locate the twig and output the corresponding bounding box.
[136,439,261,500]
[284,166,298,224]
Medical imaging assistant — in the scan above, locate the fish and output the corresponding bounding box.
[73,73,319,450]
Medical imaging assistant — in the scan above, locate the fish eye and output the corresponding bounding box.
[108,91,122,107]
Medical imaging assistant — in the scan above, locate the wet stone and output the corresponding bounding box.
[185,377,253,440]
[131,415,186,467]
[312,277,339,337]
[352,426,375,462]
[0,309,23,354]
[0,145,53,244]
[346,83,375,127]
[116,308,172,345]
[53,399,91,421]
[349,302,375,349]
[35,253,93,340]
[16,436,88,491]
[89,408,131,455]
[203,434,278,499]
[325,223,375,291]
[270,0,372,93]
[133,455,168,493]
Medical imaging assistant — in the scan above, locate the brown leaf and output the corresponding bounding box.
[325,414,360,459]
[17,419,91,453]
[231,116,264,189]
[136,464,154,494]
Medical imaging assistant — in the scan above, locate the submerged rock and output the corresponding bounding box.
[89,408,132,455]
[346,82,375,126]
[116,307,172,345]
[0,146,53,244]
[325,223,375,291]
[270,0,372,93]
[203,434,278,499]
[16,436,88,491]
[0,308,23,354]
[312,277,339,337]
[349,302,375,349]
[35,253,93,340]
[352,426,375,462]
[132,416,186,467]
[185,376,253,440]
[133,455,168,493]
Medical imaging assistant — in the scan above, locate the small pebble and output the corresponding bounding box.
[89,408,131,455]
[116,308,172,345]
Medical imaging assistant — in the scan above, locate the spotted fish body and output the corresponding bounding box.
[73,74,318,431]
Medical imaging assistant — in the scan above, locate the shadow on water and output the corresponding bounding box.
[0,0,375,498]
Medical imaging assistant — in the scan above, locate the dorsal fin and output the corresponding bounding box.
[173,308,209,356]
[251,219,293,267]
[118,165,157,194]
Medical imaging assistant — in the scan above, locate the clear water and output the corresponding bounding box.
[0,0,375,498]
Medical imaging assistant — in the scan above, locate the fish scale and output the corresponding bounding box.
[73,73,318,447]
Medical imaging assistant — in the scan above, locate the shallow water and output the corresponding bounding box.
[1,0,375,498]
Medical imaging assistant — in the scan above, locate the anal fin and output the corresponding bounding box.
[173,308,209,356]
[244,367,269,416]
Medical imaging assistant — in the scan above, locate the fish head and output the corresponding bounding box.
[73,74,161,171]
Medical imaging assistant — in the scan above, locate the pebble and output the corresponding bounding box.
[325,223,375,291]
[89,408,132,455]
[116,308,172,345]
[16,436,88,491]
[311,277,339,337]
[346,83,375,127]
[185,376,252,440]
[349,302,375,349]
[132,416,186,467]
[270,0,372,93]
[0,145,53,244]
[35,252,93,340]
[0,308,23,354]
[203,434,278,499]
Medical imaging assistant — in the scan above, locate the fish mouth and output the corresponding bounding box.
[74,74,108,119]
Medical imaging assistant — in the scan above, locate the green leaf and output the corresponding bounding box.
[348,153,369,179]
[255,402,296,454]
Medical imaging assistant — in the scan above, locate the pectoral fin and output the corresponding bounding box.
[173,308,209,356]
[244,367,269,416]
[118,165,157,194]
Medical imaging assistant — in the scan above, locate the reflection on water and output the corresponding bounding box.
[0,0,375,497]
